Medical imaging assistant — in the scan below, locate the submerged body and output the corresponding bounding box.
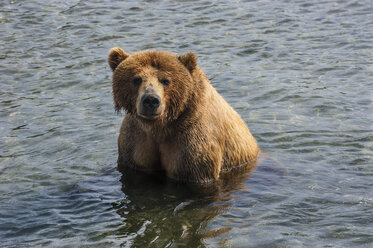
[108,48,259,183]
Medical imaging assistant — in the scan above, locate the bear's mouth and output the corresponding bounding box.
[138,113,162,120]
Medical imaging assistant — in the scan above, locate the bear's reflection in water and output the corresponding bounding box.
[111,160,263,247]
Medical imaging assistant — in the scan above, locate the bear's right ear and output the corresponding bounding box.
[108,47,130,71]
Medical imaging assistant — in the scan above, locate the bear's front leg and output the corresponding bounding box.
[160,141,222,183]
[118,116,161,170]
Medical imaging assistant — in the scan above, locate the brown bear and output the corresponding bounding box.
[108,47,259,183]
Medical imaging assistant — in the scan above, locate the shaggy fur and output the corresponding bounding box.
[108,47,259,183]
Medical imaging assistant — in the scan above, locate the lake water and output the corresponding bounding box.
[1,0,372,247]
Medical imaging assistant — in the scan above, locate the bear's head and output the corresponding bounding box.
[108,47,198,124]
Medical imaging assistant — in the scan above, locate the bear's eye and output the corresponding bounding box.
[160,78,170,87]
[133,76,142,87]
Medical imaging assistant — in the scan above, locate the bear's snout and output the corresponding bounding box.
[142,94,160,111]
[138,94,163,119]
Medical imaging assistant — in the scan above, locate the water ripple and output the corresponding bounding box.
[1,0,373,246]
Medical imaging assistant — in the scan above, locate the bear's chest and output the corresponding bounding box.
[132,136,161,169]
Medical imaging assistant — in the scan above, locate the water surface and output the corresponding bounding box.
[1,0,373,247]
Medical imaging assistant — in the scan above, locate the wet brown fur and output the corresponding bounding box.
[108,47,259,183]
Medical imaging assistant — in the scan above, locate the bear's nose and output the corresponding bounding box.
[141,94,161,111]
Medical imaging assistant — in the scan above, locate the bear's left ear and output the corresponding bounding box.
[108,47,130,71]
[178,52,197,72]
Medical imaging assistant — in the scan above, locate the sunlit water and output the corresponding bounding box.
[1,0,373,247]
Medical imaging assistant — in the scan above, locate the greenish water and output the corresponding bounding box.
[1,0,372,247]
